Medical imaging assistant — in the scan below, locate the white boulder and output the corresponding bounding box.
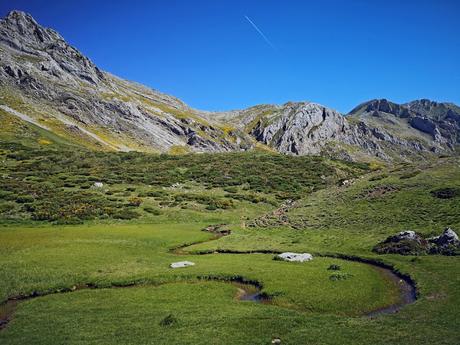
[277,252,313,262]
[93,182,104,188]
[170,261,195,269]
[397,230,418,241]
[436,228,459,246]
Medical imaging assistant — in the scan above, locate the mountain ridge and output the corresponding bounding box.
[0,10,458,161]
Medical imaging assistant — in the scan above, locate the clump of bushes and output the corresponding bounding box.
[400,170,421,179]
[327,264,341,271]
[138,190,165,198]
[143,206,161,215]
[0,141,367,223]
[112,209,140,220]
[329,273,353,281]
[369,173,388,181]
[159,314,177,327]
[15,195,35,203]
[430,187,460,199]
[223,186,238,193]
[128,197,143,207]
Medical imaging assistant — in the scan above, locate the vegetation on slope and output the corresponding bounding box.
[0,140,367,224]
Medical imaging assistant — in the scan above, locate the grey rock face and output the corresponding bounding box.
[0,11,458,160]
[347,98,459,159]
[409,116,444,142]
[249,102,350,155]
[0,10,253,153]
[406,100,460,146]
[1,10,104,85]
[354,99,411,118]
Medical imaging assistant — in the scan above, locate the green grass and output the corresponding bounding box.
[0,282,405,345]
[0,220,458,344]
[0,223,398,315]
[0,141,459,344]
[0,222,406,345]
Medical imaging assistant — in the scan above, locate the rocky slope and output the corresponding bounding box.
[0,10,458,161]
[0,10,253,153]
[346,99,460,160]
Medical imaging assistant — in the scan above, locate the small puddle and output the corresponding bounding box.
[233,283,267,302]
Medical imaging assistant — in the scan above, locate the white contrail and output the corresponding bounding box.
[244,15,276,50]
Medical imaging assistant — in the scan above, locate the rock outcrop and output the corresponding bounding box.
[250,102,351,155]
[374,228,460,256]
[429,228,459,248]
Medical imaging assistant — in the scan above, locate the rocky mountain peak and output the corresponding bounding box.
[406,99,460,121]
[0,10,104,85]
[5,10,38,27]
[1,10,62,46]
[351,99,412,118]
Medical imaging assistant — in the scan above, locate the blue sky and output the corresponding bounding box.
[1,0,459,112]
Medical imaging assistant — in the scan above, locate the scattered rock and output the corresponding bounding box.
[374,228,459,256]
[276,252,313,262]
[373,230,428,255]
[432,228,459,247]
[170,261,195,269]
[392,230,420,242]
[202,224,231,236]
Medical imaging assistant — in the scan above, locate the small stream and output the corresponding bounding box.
[0,236,418,331]
[365,265,416,317]
[232,260,417,317]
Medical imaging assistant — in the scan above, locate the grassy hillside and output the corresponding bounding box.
[0,139,367,225]
[0,137,459,344]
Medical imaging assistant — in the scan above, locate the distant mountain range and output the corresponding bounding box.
[1,10,459,161]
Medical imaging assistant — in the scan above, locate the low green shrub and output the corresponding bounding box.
[143,206,161,215]
[112,209,140,220]
[159,314,177,327]
[15,195,35,203]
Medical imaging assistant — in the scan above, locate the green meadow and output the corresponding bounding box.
[0,138,459,344]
